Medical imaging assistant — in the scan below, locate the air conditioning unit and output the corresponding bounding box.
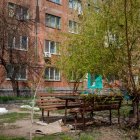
[78,8,83,16]
[44,52,51,58]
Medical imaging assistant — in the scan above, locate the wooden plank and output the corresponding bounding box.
[37,93,79,97]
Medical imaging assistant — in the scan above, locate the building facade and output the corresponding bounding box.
[0,0,84,95]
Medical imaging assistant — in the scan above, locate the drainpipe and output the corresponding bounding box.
[35,0,40,62]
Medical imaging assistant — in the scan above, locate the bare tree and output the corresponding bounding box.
[0,0,37,97]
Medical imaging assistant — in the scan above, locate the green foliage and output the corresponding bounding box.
[120,105,133,117]
[59,0,140,97]
[0,112,29,124]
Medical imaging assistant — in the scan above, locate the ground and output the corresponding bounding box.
[0,103,139,140]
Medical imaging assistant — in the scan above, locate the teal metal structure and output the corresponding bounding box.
[87,73,103,89]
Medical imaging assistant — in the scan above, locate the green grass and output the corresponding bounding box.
[33,133,72,140]
[33,131,101,140]
[0,135,26,140]
[79,133,95,140]
[53,109,65,114]
[0,96,31,103]
[0,112,30,124]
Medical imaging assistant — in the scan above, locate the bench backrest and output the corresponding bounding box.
[36,92,80,109]
[81,95,123,111]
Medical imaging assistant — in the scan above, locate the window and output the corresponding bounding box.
[45,67,60,81]
[8,2,15,17]
[8,2,29,20]
[69,20,78,33]
[133,75,139,85]
[69,71,83,82]
[104,32,117,48]
[69,0,82,11]
[8,34,28,50]
[21,36,28,50]
[6,64,27,80]
[46,14,61,29]
[69,71,76,81]
[49,0,61,4]
[45,40,60,56]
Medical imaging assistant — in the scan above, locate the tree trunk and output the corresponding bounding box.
[11,80,20,97]
[129,97,140,128]
[132,99,139,127]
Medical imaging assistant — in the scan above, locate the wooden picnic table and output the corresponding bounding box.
[57,94,123,130]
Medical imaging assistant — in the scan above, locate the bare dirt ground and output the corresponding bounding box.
[0,104,136,140]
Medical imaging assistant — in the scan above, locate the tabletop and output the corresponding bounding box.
[56,95,82,100]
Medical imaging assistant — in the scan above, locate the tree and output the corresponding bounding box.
[58,1,115,92]
[59,0,140,126]
[98,0,140,126]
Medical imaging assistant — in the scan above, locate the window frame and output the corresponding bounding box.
[68,20,79,34]
[6,64,27,81]
[44,40,60,55]
[45,14,61,29]
[44,67,61,81]
[8,2,29,21]
[48,0,61,5]
[7,35,28,51]
[68,0,82,11]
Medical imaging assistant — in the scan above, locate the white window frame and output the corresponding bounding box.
[6,64,27,81]
[8,35,28,51]
[68,20,78,34]
[45,67,61,81]
[69,0,82,11]
[44,40,60,56]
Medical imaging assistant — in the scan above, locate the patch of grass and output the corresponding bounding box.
[53,109,65,114]
[111,105,132,118]
[33,133,72,140]
[79,133,95,140]
[0,112,30,124]
[33,131,101,140]
[120,106,132,117]
[0,96,31,103]
[33,135,58,140]
[0,135,26,140]
[60,135,73,140]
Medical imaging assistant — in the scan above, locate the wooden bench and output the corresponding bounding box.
[36,92,80,121]
[69,95,123,129]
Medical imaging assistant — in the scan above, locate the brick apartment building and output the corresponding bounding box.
[0,0,84,95]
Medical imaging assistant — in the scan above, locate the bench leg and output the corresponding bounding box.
[118,109,120,124]
[109,109,112,125]
[90,111,94,119]
[64,100,68,125]
[74,114,77,131]
[47,111,50,117]
[80,112,85,130]
[42,109,44,121]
